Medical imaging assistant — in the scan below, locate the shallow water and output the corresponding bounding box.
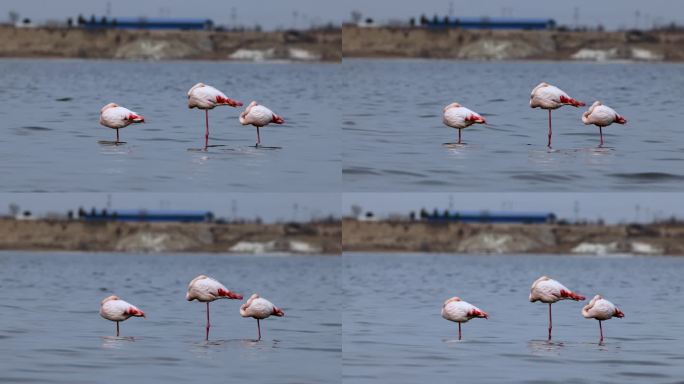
[342,59,684,191]
[0,59,340,192]
[343,253,684,384]
[0,252,340,383]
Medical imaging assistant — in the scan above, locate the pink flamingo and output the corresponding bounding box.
[186,275,243,340]
[441,296,488,340]
[239,101,285,147]
[187,83,243,149]
[582,101,627,147]
[99,295,145,336]
[442,102,486,144]
[530,82,585,148]
[240,294,284,341]
[582,295,624,343]
[529,276,585,341]
[99,103,145,144]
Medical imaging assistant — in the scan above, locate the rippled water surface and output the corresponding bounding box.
[0,59,340,192]
[343,253,684,384]
[342,60,684,191]
[0,252,340,383]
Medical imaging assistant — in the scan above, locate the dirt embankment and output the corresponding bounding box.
[0,219,341,254]
[343,26,684,61]
[343,219,684,255]
[0,26,341,62]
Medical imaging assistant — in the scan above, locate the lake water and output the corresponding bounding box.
[0,252,340,383]
[342,60,684,191]
[343,253,684,384]
[0,59,340,192]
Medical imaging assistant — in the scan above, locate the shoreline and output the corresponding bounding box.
[0,218,341,255]
[0,26,341,62]
[342,219,684,256]
[342,26,684,62]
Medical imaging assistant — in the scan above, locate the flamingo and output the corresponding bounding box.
[529,82,585,148]
[582,101,627,147]
[239,101,285,147]
[99,295,145,336]
[441,296,488,340]
[186,275,243,340]
[99,103,145,144]
[187,83,243,150]
[442,102,486,144]
[529,276,585,341]
[582,295,624,343]
[240,294,284,341]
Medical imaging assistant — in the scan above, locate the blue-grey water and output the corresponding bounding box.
[342,60,684,191]
[0,59,340,192]
[343,253,684,384]
[0,252,340,383]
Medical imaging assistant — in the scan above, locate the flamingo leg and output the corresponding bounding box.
[256,126,261,147]
[458,322,462,340]
[257,319,261,341]
[599,127,604,147]
[204,110,209,150]
[458,128,462,144]
[548,303,553,341]
[599,320,604,343]
[547,109,552,148]
[116,128,120,143]
[205,302,210,341]
[116,321,120,337]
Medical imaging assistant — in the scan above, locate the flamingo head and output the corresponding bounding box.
[100,103,119,113]
[615,115,627,124]
[272,306,285,317]
[272,114,284,124]
[468,114,486,124]
[470,309,488,319]
[443,102,462,112]
[614,308,625,318]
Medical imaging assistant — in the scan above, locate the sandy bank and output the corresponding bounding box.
[0,26,341,62]
[343,26,684,62]
[0,219,340,254]
[343,219,684,255]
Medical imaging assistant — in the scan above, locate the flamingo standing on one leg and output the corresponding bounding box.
[99,295,145,336]
[187,83,243,150]
[441,296,488,340]
[442,102,486,144]
[99,103,145,144]
[186,275,243,340]
[581,101,627,147]
[529,276,585,341]
[239,101,284,147]
[582,295,624,343]
[530,82,585,148]
[240,294,284,341]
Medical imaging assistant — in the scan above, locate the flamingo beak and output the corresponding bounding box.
[273,114,284,124]
[228,291,243,300]
[615,309,624,318]
[616,116,627,124]
[228,99,243,107]
[273,307,285,317]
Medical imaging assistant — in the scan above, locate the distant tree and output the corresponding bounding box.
[8,203,19,216]
[420,14,428,25]
[350,10,362,24]
[90,14,96,24]
[443,16,450,25]
[67,17,73,27]
[77,14,85,25]
[8,10,19,24]
[101,16,108,25]
[409,18,416,27]
[433,15,439,24]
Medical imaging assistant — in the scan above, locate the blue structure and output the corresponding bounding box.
[425,17,555,30]
[81,210,214,223]
[423,211,556,224]
[83,18,213,31]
